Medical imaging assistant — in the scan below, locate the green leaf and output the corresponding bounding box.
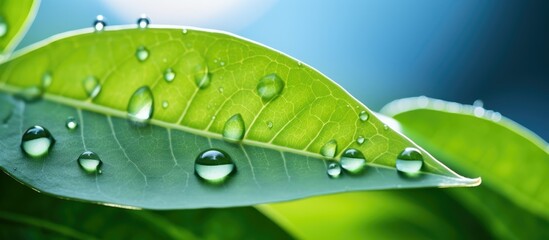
[381,97,549,237]
[0,26,478,209]
[0,0,39,57]
[0,173,293,240]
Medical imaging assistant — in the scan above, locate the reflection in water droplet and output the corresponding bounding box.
[340,148,366,173]
[256,74,284,101]
[83,76,101,99]
[396,147,423,174]
[320,139,337,158]
[359,111,369,121]
[194,62,210,89]
[356,136,365,145]
[93,15,106,31]
[136,15,150,28]
[163,68,175,82]
[162,101,169,109]
[223,114,245,142]
[127,86,154,124]
[77,151,103,174]
[41,72,53,89]
[195,149,235,183]
[327,160,341,178]
[65,116,78,130]
[21,126,55,158]
[135,46,149,62]
[0,16,7,38]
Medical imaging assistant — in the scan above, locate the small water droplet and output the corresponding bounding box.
[359,111,369,121]
[356,136,365,145]
[327,160,341,178]
[41,72,52,89]
[65,116,78,130]
[297,61,302,66]
[182,28,188,34]
[163,68,175,82]
[82,76,101,99]
[77,151,103,174]
[17,87,43,102]
[396,147,423,174]
[136,15,150,28]
[256,73,284,101]
[21,126,55,158]
[473,106,485,117]
[340,148,366,173]
[220,61,225,66]
[195,149,235,183]
[194,62,211,89]
[491,112,502,122]
[473,99,484,108]
[0,16,7,38]
[223,114,245,142]
[162,101,169,109]
[320,139,337,158]
[93,15,106,31]
[384,125,389,130]
[267,121,273,129]
[127,86,154,124]
[218,87,224,93]
[135,46,149,62]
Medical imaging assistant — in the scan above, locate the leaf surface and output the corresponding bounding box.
[0,0,39,57]
[0,26,477,209]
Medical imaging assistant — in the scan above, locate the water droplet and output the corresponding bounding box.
[223,114,245,142]
[77,151,103,174]
[327,160,341,178]
[194,62,211,89]
[220,61,226,66]
[218,87,224,93]
[384,125,389,130]
[356,136,365,145]
[65,116,78,130]
[256,73,284,101]
[162,101,169,109]
[473,99,484,108]
[41,72,52,89]
[135,46,149,62]
[491,112,502,122]
[163,68,175,82]
[17,87,43,102]
[359,111,369,121]
[82,76,101,99]
[136,15,150,28]
[340,148,366,173]
[320,139,337,158]
[396,147,423,174]
[93,15,106,31]
[473,106,485,117]
[127,86,154,123]
[21,126,55,158]
[182,28,188,34]
[267,121,273,129]
[195,149,235,183]
[0,16,7,38]
[297,61,302,66]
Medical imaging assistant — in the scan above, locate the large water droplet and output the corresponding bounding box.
[195,149,235,183]
[223,114,245,142]
[93,15,106,31]
[41,72,52,89]
[340,148,366,173]
[0,16,7,38]
[327,160,341,178]
[21,126,55,158]
[77,151,103,174]
[136,15,150,28]
[356,136,365,145]
[359,111,369,121]
[127,86,154,123]
[65,116,78,130]
[164,68,175,82]
[194,63,210,88]
[83,76,101,99]
[256,73,284,101]
[17,87,43,102]
[396,147,423,174]
[135,46,149,62]
[320,139,337,158]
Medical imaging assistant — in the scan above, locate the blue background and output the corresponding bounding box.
[20,0,549,140]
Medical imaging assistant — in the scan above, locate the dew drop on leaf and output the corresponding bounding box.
[356,136,365,145]
[194,62,210,89]
[195,149,235,183]
[77,151,103,174]
[396,147,424,174]
[65,116,78,130]
[41,72,53,89]
[162,100,169,109]
[267,121,273,129]
[223,113,245,142]
[93,15,106,32]
[82,76,101,99]
[135,46,149,62]
[163,68,175,82]
[340,148,366,173]
[327,160,341,178]
[182,28,188,34]
[320,139,337,158]
[256,73,284,101]
[0,16,7,37]
[136,15,150,28]
[359,111,369,121]
[127,86,154,124]
[17,86,43,102]
[20,125,55,158]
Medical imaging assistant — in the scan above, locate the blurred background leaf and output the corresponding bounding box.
[0,0,38,56]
